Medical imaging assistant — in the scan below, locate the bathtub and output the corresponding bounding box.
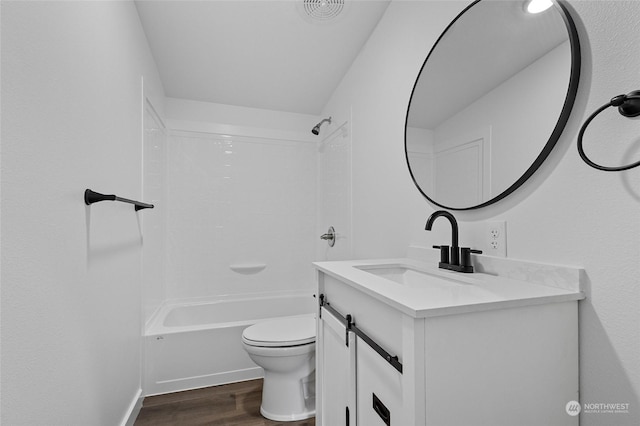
[144,292,316,396]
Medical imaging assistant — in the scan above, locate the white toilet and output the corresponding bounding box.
[242,315,316,421]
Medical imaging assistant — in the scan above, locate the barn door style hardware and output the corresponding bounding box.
[319,294,403,373]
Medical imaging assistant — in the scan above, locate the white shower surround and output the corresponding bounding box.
[163,124,318,300]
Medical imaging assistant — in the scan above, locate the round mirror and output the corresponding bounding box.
[405,0,580,210]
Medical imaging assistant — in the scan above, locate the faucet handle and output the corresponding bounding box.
[432,245,450,264]
[460,247,483,268]
[320,226,336,247]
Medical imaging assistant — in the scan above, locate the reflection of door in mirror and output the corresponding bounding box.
[433,127,491,207]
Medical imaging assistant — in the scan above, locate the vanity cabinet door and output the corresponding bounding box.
[318,306,356,426]
[356,336,403,426]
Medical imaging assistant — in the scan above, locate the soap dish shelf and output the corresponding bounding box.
[229,263,267,274]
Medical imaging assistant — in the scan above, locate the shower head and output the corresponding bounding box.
[312,117,332,135]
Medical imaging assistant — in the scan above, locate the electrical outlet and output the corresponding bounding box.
[486,221,507,257]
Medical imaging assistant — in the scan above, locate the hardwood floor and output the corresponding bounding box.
[134,379,316,426]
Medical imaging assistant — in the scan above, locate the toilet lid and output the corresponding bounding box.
[242,316,316,347]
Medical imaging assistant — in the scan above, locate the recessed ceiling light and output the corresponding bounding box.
[525,0,553,14]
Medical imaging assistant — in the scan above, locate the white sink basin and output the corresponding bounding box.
[355,263,479,287]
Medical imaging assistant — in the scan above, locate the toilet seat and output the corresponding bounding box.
[242,316,315,347]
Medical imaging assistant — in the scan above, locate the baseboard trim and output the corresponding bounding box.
[145,367,263,397]
[121,388,143,426]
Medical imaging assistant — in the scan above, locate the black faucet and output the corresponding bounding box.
[425,210,482,273]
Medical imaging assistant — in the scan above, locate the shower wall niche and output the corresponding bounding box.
[164,128,318,300]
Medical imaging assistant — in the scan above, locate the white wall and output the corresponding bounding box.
[163,99,320,300]
[165,97,322,138]
[324,0,639,424]
[1,2,165,425]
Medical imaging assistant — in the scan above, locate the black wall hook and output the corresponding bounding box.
[577,90,640,172]
[84,189,154,211]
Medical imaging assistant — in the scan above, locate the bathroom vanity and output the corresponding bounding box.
[314,250,584,426]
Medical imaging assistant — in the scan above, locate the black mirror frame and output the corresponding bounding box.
[404,0,581,210]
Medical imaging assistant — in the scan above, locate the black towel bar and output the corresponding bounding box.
[84,189,154,211]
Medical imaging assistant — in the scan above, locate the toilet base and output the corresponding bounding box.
[259,367,316,421]
[260,406,315,422]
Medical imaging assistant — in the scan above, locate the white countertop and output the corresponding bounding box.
[314,257,585,318]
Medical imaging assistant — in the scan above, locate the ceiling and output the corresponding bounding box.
[135,0,391,115]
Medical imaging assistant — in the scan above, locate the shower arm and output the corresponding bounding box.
[317,118,331,127]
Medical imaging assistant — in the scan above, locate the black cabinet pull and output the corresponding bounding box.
[373,393,391,426]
